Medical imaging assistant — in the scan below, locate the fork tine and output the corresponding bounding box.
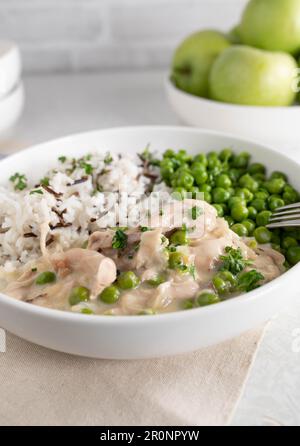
[275,202,300,211]
[267,220,300,229]
[270,213,300,221]
[271,209,300,217]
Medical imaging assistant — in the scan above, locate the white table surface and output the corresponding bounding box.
[1,70,300,426]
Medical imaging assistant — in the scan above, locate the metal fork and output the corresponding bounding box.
[267,202,300,228]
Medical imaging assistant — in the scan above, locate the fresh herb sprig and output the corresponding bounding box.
[10,173,28,191]
[219,246,252,275]
[112,229,128,250]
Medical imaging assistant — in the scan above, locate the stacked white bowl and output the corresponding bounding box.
[0,41,24,139]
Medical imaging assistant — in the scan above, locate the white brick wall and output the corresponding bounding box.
[0,0,248,72]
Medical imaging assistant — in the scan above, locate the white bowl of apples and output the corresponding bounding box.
[166,0,300,148]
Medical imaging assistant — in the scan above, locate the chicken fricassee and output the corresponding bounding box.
[1,146,297,316]
[2,198,284,315]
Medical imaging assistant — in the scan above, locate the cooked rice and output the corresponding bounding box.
[0,152,153,272]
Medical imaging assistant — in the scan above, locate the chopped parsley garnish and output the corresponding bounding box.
[220,247,252,275]
[79,160,93,175]
[189,206,203,220]
[237,270,264,292]
[30,189,43,195]
[104,153,113,165]
[9,173,27,191]
[58,156,67,163]
[112,229,128,250]
[40,177,50,187]
[31,267,37,272]
[140,226,149,232]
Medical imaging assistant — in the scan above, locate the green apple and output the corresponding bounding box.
[171,30,231,98]
[240,0,300,54]
[209,45,297,106]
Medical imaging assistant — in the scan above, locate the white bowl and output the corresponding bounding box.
[0,126,299,359]
[0,82,24,139]
[0,41,22,99]
[166,77,300,148]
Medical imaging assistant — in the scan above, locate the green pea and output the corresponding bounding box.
[283,190,298,204]
[283,185,299,204]
[254,226,272,244]
[268,197,285,212]
[232,152,250,168]
[250,198,267,212]
[160,159,174,182]
[194,170,208,185]
[69,286,90,306]
[248,163,266,175]
[216,174,232,189]
[35,271,56,285]
[219,148,233,162]
[231,203,249,222]
[228,196,246,209]
[239,174,259,192]
[191,162,206,173]
[198,184,211,193]
[176,149,191,163]
[193,153,207,166]
[281,236,298,250]
[247,206,258,220]
[207,159,222,173]
[255,190,269,200]
[271,231,281,245]
[270,171,288,181]
[252,173,266,183]
[81,308,94,315]
[228,168,243,183]
[207,151,218,159]
[212,187,230,203]
[196,292,220,307]
[213,204,224,217]
[170,230,189,246]
[287,246,300,265]
[146,274,166,287]
[168,251,185,270]
[99,285,120,304]
[265,178,285,195]
[231,223,248,237]
[213,271,235,294]
[283,228,300,240]
[242,219,256,236]
[235,188,253,202]
[182,299,195,310]
[176,171,194,190]
[203,191,212,203]
[224,215,234,227]
[256,210,272,227]
[163,149,176,158]
[172,187,187,200]
[117,271,140,290]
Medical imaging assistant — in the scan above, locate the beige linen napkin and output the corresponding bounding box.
[0,328,264,426]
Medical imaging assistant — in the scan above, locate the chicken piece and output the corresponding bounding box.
[88,228,141,251]
[251,246,285,282]
[120,289,150,315]
[135,228,167,271]
[4,269,37,300]
[51,248,117,297]
[88,229,115,251]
